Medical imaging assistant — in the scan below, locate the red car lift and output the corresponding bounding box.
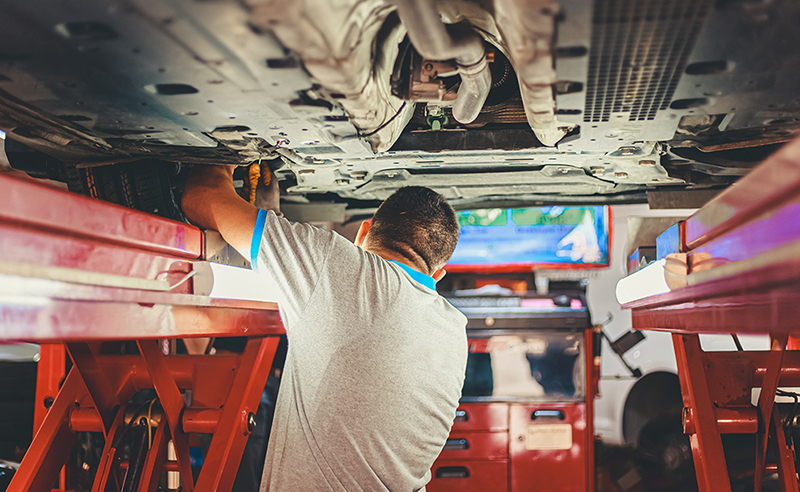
[622,136,800,492]
[0,173,285,492]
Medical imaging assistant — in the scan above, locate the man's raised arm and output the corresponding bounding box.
[182,165,259,260]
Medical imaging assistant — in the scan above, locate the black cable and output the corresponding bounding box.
[112,400,155,449]
[358,102,408,137]
[777,389,800,427]
[776,389,800,453]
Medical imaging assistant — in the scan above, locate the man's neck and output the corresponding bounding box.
[366,247,430,276]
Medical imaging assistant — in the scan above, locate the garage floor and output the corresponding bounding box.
[0,441,794,491]
[597,443,696,492]
[0,397,793,491]
[597,438,789,492]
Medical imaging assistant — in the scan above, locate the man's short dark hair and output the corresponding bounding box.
[369,186,460,272]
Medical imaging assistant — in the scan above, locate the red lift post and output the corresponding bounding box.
[0,172,285,492]
[622,136,800,491]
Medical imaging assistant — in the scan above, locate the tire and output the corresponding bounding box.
[635,417,696,488]
[63,160,187,222]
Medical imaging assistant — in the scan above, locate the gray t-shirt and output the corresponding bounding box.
[251,210,467,492]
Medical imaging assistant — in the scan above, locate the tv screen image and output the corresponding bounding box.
[448,206,610,270]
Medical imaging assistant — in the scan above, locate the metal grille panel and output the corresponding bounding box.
[584,0,712,122]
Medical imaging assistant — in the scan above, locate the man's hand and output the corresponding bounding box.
[182,165,259,260]
[255,166,282,214]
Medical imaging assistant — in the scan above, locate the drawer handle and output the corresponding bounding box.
[454,410,469,422]
[443,438,469,450]
[532,409,565,420]
[435,466,470,479]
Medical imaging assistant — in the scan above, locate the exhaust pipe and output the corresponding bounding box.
[494,0,569,146]
[391,0,491,124]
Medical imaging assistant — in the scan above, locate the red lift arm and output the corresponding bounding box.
[0,172,285,492]
[623,136,800,492]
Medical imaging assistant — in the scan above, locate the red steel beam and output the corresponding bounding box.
[195,336,279,492]
[137,340,195,492]
[181,409,224,434]
[33,343,66,433]
[70,407,223,434]
[66,342,122,435]
[630,285,800,336]
[754,334,788,491]
[673,334,731,492]
[771,409,799,492]
[2,164,286,492]
[0,172,202,259]
[684,136,800,250]
[0,222,196,291]
[1,290,282,342]
[9,370,83,492]
[684,407,758,435]
[138,418,169,492]
[0,272,280,312]
[119,457,182,472]
[90,405,128,492]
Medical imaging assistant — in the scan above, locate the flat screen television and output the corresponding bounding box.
[447,206,611,272]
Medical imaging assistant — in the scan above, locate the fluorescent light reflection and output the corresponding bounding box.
[193,262,281,302]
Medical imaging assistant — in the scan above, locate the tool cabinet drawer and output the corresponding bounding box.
[427,459,509,492]
[438,431,508,460]
[451,403,508,432]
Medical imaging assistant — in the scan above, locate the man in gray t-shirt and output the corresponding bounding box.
[182,166,468,491]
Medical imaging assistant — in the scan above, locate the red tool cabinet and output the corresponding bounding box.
[432,403,510,492]
[428,293,596,492]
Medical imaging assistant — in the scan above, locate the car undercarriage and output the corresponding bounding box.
[1,0,799,217]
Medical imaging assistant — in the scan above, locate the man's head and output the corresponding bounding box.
[358,186,460,274]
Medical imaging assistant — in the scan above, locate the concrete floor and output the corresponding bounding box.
[597,443,698,492]
[1,402,795,491]
[1,445,794,491]
[597,437,791,492]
